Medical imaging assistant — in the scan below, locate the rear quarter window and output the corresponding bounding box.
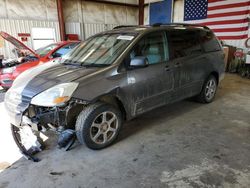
[199,30,222,52]
[167,29,203,59]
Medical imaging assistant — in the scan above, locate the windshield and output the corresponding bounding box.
[61,33,136,66]
[36,43,59,57]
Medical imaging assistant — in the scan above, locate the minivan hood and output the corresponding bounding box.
[0,31,39,58]
[11,62,99,98]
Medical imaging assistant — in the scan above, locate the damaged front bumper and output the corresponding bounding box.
[5,90,85,161]
[5,89,84,130]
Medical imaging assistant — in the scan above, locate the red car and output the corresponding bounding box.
[0,31,79,89]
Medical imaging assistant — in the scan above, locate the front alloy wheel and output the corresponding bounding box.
[76,103,122,150]
[90,111,119,144]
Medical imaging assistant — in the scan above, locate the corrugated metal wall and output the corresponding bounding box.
[65,22,120,40]
[0,19,60,58]
[63,0,139,40]
[65,22,82,39]
[83,23,119,39]
[0,0,58,21]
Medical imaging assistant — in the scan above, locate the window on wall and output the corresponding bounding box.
[32,28,56,50]
[167,29,203,59]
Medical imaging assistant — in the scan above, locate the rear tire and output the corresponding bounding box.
[195,75,218,103]
[75,102,122,150]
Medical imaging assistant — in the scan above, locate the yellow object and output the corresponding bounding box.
[53,96,69,104]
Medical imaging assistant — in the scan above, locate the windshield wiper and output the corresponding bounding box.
[81,63,110,67]
[62,59,80,66]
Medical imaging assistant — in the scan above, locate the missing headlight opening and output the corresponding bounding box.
[12,99,86,162]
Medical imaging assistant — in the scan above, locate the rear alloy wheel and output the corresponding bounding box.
[196,75,218,103]
[76,103,122,150]
[205,79,217,101]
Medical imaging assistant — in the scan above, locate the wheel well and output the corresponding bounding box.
[98,95,127,120]
[210,71,219,84]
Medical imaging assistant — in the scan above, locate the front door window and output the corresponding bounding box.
[130,32,169,65]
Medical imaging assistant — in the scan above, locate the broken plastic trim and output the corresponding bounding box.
[11,99,86,162]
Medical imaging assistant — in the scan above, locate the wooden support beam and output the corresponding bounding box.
[56,0,66,41]
[139,0,144,25]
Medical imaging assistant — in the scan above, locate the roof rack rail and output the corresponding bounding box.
[152,22,210,29]
[113,25,138,29]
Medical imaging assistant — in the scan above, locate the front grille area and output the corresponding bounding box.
[2,79,13,85]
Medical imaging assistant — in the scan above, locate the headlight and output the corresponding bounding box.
[31,82,79,107]
[2,67,16,74]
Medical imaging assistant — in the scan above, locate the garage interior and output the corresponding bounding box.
[0,0,250,187]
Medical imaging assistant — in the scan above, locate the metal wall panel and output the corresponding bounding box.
[145,0,162,3]
[65,22,83,39]
[83,23,119,39]
[144,5,149,25]
[65,22,121,40]
[102,0,138,4]
[63,0,138,25]
[173,0,184,22]
[0,19,60,58]
[0,0,58,21]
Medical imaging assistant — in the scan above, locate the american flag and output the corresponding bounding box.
[184,0,250,40]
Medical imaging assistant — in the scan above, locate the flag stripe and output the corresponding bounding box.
[207,10,250,18]
[185,15,248,24]
[208,23,249,29]
[212,26,249,32]
[217,34,249,40]
[200,18,248,26]
[208,6,249,14]
[214,30,248,36]
[208,0,226,3]
[208,0,249,7]
[208,1,250,10]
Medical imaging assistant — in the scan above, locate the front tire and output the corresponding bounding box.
[195,75,218,103]
[75,102,122,150]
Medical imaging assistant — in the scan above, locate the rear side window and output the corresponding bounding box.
[167,29,202,59]
[199,30,221,52]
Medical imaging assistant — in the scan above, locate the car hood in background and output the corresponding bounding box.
[0,31,39,58]
[11,62,100,99]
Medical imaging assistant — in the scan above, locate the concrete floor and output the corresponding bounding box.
[0,74,250,188]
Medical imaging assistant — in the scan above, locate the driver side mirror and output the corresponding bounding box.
[130,56,148,68]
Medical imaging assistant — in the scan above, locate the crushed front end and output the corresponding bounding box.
[4,83,85,161]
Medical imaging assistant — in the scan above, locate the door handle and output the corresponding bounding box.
[165,66,171,71]
[174,62,181,67]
